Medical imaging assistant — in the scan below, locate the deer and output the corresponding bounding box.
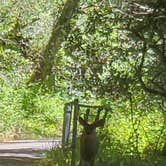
[79,116,105,166]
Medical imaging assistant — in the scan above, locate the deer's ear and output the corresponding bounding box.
[79,117,87,126]
[93,119,105,128]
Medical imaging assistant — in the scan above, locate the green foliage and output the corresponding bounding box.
[21,84,65,137]
[0,0,64,140]
[39,147,72,166]
[0,0,166,165]
[0,80,64,140]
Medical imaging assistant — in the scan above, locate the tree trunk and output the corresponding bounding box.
[31,0,80,88]
[162,111,166,155]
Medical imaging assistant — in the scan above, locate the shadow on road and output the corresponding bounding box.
[0,138,61,166]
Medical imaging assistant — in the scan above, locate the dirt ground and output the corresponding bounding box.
[0,139,61,166]
[0,158,40,166]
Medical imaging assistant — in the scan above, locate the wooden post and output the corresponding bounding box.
[62,102,72,148]
[71,99,79,166]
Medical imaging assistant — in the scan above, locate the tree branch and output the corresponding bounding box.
[138,42,166,98]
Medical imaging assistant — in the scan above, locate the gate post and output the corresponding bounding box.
[62,102,72,148]
[71,99,79,166]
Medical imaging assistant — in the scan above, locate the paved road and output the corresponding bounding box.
[0,138,61,166]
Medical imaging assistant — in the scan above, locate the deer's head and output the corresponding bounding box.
[79,117,105,135]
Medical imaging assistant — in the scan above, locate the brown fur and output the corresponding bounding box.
[79,117,104,166]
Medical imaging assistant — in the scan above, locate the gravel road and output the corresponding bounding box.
[0,138,61,166]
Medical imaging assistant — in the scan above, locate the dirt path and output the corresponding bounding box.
[0,138,61,166]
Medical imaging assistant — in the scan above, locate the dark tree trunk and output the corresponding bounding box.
[31,0,80,88]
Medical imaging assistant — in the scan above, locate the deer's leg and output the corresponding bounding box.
[89,158,95,166]
[79,160,82,166]
[79,159,85,166]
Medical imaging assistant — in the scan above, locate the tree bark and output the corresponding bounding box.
[31,0,80,88]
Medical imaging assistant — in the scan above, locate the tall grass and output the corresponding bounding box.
[0,82,64,141]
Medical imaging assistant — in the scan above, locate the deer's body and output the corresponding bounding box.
[80,131,98,165]
[79,117,104,166]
